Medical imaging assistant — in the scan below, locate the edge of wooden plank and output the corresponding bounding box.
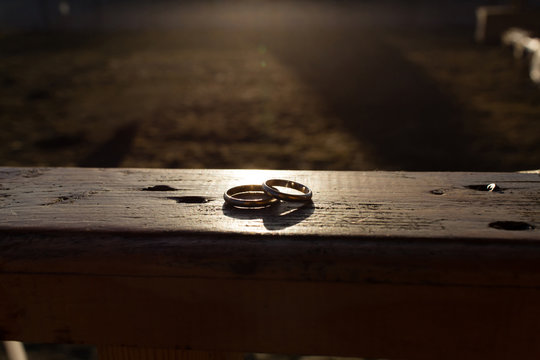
[2,229,540,288]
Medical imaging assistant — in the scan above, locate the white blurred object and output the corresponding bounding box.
[501,27,540,85]
[501,27,534,59]
[3,342,28,360]
[530,49,540,85]
[501,27,530,46]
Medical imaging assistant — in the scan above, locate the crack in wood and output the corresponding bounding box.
[489,221,535,231]
[142,185,178,191]
[42,191,98,206]
[467,184,503,192]
[167,196,210,204]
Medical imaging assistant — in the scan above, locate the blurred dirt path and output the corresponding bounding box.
[263,28,483,170]
[1,1,539,170]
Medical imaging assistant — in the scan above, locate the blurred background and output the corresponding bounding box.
[1,0,540,359]
[1,0,539,171]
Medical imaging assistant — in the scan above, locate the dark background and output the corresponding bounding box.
[1,0,539,171]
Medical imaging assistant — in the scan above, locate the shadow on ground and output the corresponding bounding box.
[78,121,139,167]
[265,27,492,171]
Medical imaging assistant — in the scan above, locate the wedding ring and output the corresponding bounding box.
[262,179,312,202]
[224,184,278,207]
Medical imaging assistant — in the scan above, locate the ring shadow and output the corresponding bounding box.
[222,201,315,231]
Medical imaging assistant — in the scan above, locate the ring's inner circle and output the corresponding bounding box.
[232,191,272,201]
[266,180,309,195]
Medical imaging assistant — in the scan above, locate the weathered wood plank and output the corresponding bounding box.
[3,273,540,360]
[1,167,540,360]
[0,167,538,238]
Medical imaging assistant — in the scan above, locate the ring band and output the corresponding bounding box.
[262,179,312,202]
[224,184,278,207]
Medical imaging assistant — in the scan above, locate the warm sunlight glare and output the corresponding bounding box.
[226,169,277,187]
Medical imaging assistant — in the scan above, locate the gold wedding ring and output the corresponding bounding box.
[224,184,278,207]
[262,179,312,202]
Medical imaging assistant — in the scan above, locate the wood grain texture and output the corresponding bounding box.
[1,167,540,360]
[0,167,538,237]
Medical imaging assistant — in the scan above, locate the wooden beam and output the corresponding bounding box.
[0,168,539,360]
[97,347,243,360]
[0,168,537,239]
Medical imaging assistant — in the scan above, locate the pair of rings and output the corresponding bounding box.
[224,179,312,207]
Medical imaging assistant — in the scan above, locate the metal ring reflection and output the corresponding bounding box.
[262,179,312,202]
[224,184,278,208]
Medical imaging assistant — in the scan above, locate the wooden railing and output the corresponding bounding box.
[1,168,539,360]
